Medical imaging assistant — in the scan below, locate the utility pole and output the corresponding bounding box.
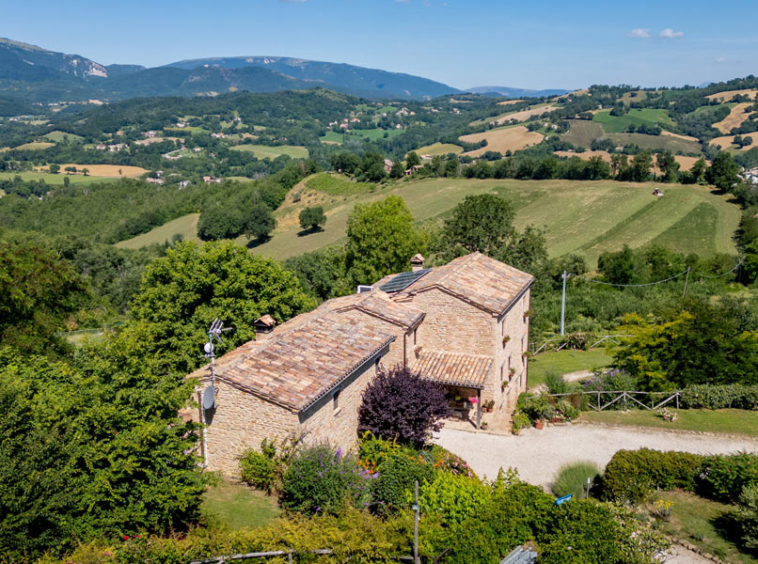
[560,271,568,336]
[682,267,691,298]
[413,481,420,564]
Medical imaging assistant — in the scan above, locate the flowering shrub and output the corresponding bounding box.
[429,445,476,478]
[358,366,450,446]
[280,444,373,515]
[414,472,488,528]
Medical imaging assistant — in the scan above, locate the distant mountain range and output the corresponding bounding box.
[0,37,572,105]
[466,86,570,98]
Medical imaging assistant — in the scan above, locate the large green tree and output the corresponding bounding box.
[125,241,316,375]
[707,151,740,191]
[345,195,424,286]
[614,298,758,390]
[0,347,205,562]
[0,238,88,356]
[441,194,516,257]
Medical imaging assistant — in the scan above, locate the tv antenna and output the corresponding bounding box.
[202,318,233,409]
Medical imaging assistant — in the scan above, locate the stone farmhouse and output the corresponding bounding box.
[187,252,533,475]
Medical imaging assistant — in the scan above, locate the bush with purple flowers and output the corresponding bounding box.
[358,366,450,447]
[280,443,373,515]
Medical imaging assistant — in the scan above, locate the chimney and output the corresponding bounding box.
[254,314,277,334]
[410,253,425,272]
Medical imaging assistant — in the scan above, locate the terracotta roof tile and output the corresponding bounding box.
[393,252,534,314]
[411,349,493,389]
[190,310,395,412]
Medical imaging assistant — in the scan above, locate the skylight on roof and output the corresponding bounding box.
[379,268,431,293]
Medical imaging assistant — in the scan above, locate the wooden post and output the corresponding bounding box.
[476,389,482,429]
[597,391,601,411]
[676,392,679,410]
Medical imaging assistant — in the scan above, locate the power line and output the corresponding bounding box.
[573,269,689,288]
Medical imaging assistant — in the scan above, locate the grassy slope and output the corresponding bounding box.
[415,142,464,156]
[582,409,758,437]
[528,349,612,390]
[655,491,756,564]
[128,178,740,266]
[592,109,674,133]
[231,145,309,159]
[320,129,403,144]
[116,213,201,249]
[202,481,280,531]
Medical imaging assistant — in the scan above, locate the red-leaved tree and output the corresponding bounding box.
[358,366,450,446]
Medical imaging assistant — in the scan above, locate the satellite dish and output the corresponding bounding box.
[204,342,213,354]
[202,386,216,410]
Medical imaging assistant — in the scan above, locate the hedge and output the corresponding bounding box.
[680,384,758,410]
[698,452,758,504]
[601,449,705,504]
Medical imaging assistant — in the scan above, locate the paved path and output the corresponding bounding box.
[435,423,758,489]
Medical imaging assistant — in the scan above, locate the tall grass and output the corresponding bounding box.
[552,461,601,500]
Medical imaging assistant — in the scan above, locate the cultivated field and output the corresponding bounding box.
[592,109,674,133]
[706,89,758,102]
[460,126,544,156]
[713,102,756,134]
[116,214,201,249]
[660,130,699,143]
[553,150,703,172]
[710,135,758,152]
[414,142,464,156]
[15,141,55,150]
[248,178,739,265]
[0,171,117,185]
[230,144,309,159]
[320,128,403,144]
[561,120,605,148]
[43,131,83,142]
[606,132,702,155]
[497,99,524,106]
[471,104,558,126]
[38,164,148,178]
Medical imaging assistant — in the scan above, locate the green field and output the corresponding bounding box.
[231,144,309,159]
[415,143,464,156]
[303,173,375,196]
[202,481,280,530]
[116,213,201,249]
[592,109,674,133]
[320,128,403,144]
[582,409,758,437]
[607,132,702,155]
[562,120,606,148]
[0,171,117,185]
[43,130,84,142]
[14,141,55,150]
[528,349,612,390]
[123,179,740,266]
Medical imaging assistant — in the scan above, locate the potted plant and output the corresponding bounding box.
[524,309,533,319]
[481,421,489,430]
[502,335,510,344]
[486,400,495,412]
[511,411,530,435]
[534,419,546,430]
[501,381,507,392]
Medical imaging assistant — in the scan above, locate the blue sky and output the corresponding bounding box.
[2,0,756,90]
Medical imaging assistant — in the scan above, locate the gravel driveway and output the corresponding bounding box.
[435,423,758,489]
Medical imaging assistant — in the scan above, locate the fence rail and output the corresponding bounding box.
[549,390,681,411]
[530,335,630,355]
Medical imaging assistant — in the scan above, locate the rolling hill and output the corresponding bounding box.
[121,176,740,267]
[467,86,569,98]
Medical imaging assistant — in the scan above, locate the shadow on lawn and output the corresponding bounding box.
[711,509,755,558]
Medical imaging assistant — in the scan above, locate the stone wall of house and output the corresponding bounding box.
[492,288,531,412]
[409,289,492,354]
[298,361,379,451]
[193,378,299,476]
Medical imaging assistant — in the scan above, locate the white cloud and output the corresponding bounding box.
[626,28,651,39]
[659,28,684,39]
[715,56,726,64]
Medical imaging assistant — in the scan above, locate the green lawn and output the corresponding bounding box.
[582,409,758,437]
[562,120,606,148]
[606,132,703,154]
[528,348,612,390]
[202,480,280,531]
[593,109,674,133]
[0,171,117,185]
[653,491,756,563]
[231,144,309,159]
[14,141,55,151]
[116,213,201,249]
